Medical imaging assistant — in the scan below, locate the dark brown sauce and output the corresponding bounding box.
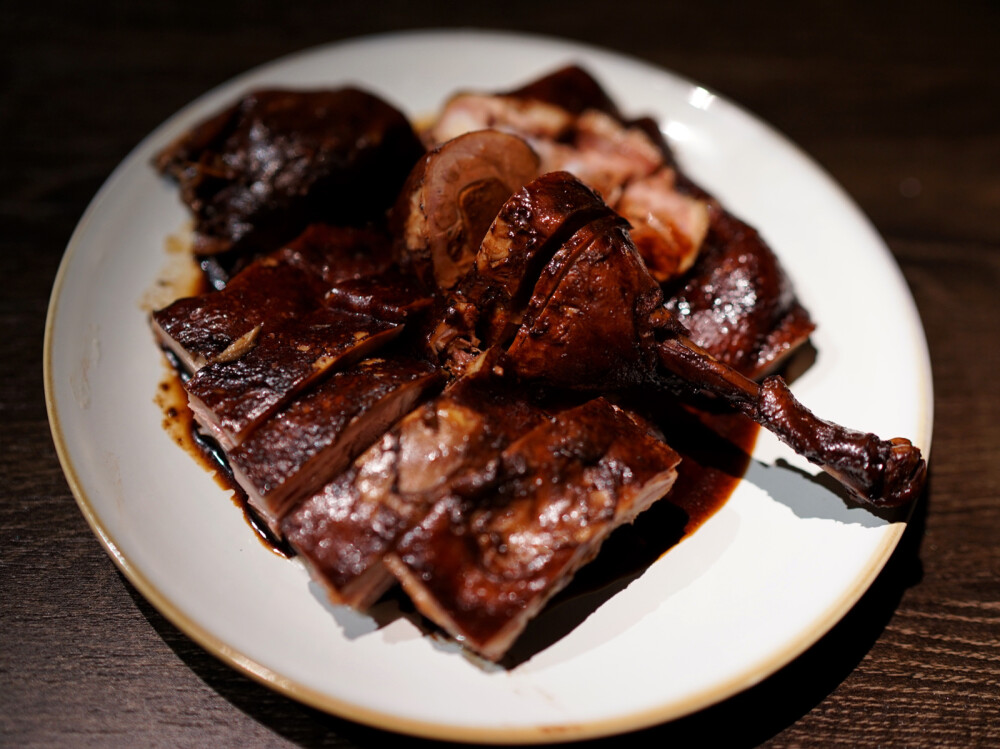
[156,358,291,558]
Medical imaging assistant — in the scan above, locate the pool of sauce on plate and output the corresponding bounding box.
[156,356,292,557]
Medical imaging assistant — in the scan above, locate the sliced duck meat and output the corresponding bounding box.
[384,397,680,662]
[281,356,548,609]
[185,307,400,451]
[663,205,815,379]
[155,87,424,261]
[423,94,575,149]
[152,259,319,374]
[616,169,710,282]
[422,172,620,373]
[458,171,619,347]
[507,214,661,390]
[324,267,433,323]
[152,224,393,372]
[228,357,443,535]
[391,130,540,290]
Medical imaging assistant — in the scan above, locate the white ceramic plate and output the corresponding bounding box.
[45,30,933,743]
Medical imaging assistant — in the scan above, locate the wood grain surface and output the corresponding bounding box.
[3,1,998,746]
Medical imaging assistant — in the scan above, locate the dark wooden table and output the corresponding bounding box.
[4,2,999,746]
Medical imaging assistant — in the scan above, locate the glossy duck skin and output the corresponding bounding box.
[228,357,442,535]
[385,397,680,662]
[424,171,620,373]
[663,203,815,379]
[281,356,549,610]
[184,307,400,451]
[155,88,424,261]
[458,171,619,348]
[151,224,392,372]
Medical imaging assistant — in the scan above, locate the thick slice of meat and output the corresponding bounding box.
[152,224,392,372]
[185,307,400,450]
[507,216,661,390]
[155,88,424,260]
[228,357,443,535]
[391,130,540,290]
[281,357,548,609]
[323,268,433,323]
[459,171,618,347]
[663,205,815,379]
[384,397,680,662]
[152,259,318,374]
[423,172,620,373]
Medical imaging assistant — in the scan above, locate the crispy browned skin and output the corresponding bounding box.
[281,359,548,609]
[385,397,680,661]
[155,88,424,259]
[229,357,442,534]
[391,130,540,290]
[185,307,400,450]
[663,205,815,379]
[507,215,662,390]
[152,224,392,372]
[458,171,618,347]
[424,172,620,373]
[323,267,433,323]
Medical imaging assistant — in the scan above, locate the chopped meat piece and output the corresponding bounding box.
[507,215,661,390]
[384,397,680,662]
[229,357,442,535]
[617,170,710,282]
[663,205,815,379]
[151,224,392,372]
[155,87,424,260]
[423,172,619,374]
[391,130,540,290]
[152,259,318,374]
[533,109,663,205]
[281,357,548,609]
[324,268,433,323]
[460,171,618,347]
[185,307,400,450]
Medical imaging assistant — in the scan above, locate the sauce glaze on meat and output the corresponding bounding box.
[151,67,925,662]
